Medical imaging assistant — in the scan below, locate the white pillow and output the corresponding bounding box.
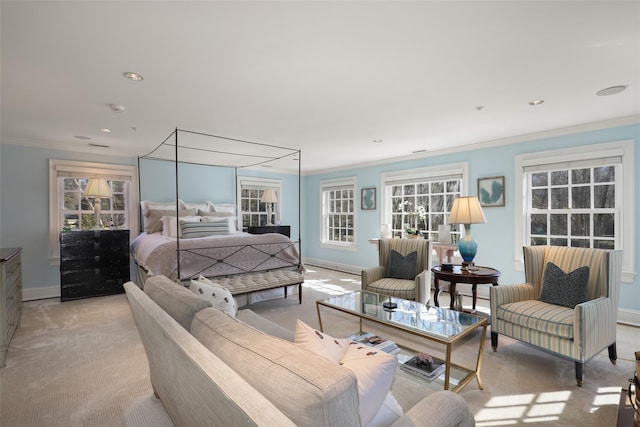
[340,342,398,427]
[294,319,350,363]
[161,215,200,238]
[210,203,236,214]
[181,200,212,213]
[140,200,185,227]
[201,215,238,233]
[190,276,237,317]
[366,392,404,427]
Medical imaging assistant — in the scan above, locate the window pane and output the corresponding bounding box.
[417,183,429,194]
[571,239,589,248]
[531,236,547,245]
[531,214,547,235]
[594,185,614,208]
[594,213,614,237]
[572,168,590,184]
[549,214,567,236]
[531,189,548,209]
[594,166,614,183]
[594,240,615,250]
[550,170,568,185]
[431,195,444,212]
[531,172,548,187]
[571,187,590,209]
[550,188,568,209]
[550,238,568,246]
[571,214,590,236]
[64,193,79,210]
[430,182,443,193]
[404,185,414,196]
[446,180,460,193]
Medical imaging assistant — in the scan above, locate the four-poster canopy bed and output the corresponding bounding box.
[130,128,304,303]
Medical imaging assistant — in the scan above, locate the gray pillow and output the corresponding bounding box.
[389,250,417,280]
[538,262,589,308]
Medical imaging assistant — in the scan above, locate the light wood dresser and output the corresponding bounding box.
[1,247,22,368]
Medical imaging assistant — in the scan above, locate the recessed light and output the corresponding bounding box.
[74,135,91,140]
[475,106,484,111]
[123,72,144,81]
[89,143,110,148]
[596,85,628,96]
[373,139,383,143]
[529,99,544,106]
[99,128,112,133]
[411,149,427,154]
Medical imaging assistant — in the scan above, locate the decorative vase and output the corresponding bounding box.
[381,224,391,239]
[407,234,419,239]
[455,291,464,311]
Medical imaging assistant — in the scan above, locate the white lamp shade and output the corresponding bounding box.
[448,196,486,225]
[83,178,112,198]
[261,189,278,203]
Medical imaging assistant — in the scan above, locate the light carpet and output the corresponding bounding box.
[0,266,637,426]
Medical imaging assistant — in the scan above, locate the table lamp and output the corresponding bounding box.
[261,189,278,226]
[83,178,112,229]
[448,196,486,270]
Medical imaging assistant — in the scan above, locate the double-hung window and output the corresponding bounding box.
[320,177,356,249]
[515,140,634,281]
[237,177,282,229]
[382,164,467,240]
[49,160,138,262]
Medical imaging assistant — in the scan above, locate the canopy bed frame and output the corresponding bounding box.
[133,128,303,302]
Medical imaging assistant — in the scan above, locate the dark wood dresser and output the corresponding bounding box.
[1,247,22,367]
[247,225,291,238]
[59,230,130,301]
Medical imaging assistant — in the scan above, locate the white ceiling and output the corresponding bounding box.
[1,1,639,174]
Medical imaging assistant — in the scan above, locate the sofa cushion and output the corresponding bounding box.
[538,262,589,308]
[294,319,351,362]
[190,276,238,317]
[497,300,574,339]
[144,275,211,331]
[361,278,416,301]
[368,392,403,427]
[340,342,398,427]
[191,308,361,427]
[389,250,417,280]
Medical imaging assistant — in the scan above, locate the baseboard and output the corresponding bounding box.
[617,308,640,327]
[302,257,363,276]
[23,286,60,301]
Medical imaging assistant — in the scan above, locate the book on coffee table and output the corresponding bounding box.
[400,354,446,382]
[348,333,401,355]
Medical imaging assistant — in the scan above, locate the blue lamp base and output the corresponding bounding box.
[458,224,478,270]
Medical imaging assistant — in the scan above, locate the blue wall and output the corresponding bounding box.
[303,123,640,312]
[0,144,136,295]
[1,123,638,316]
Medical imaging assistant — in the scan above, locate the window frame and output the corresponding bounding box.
[320,177,357,251]
[514,140,635,282]
[236,177,283,229]
[381,163,469,238]
[48,159,138,263]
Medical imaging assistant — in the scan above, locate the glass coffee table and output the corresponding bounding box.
[316,290,487,392]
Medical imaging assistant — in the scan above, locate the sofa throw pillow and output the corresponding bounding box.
[340,342,398,427]
[294,319,350,363]
[389,250,418,280]
[189,276,237,317]
[538,262,590,308]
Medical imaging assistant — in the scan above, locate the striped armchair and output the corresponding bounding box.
[490,246,623,386]
[361,238,433,304]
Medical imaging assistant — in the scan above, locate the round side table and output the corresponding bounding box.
[431,265,501,311]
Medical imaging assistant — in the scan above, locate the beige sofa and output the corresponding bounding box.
[125,275,475,427]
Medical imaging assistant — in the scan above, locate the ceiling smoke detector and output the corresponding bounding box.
[109,104,126,113]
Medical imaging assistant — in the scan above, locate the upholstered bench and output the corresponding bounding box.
[212,270,304,304]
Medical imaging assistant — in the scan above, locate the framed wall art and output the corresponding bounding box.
[361,187,376,210]
[477,176,505,207]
